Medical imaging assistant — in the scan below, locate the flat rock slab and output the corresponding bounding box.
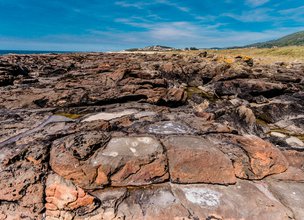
[268,180,304,220]
[90,136,169,186]
[67,181,294,220]
[172,181,294,220]
[162,136,236,184]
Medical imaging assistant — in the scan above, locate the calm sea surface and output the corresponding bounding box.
[0,50,74,55]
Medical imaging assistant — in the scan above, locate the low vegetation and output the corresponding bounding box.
[208,46,304,63]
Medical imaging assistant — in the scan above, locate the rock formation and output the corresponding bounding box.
[0,52,303,219]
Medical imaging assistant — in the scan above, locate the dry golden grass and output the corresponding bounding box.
[124,46,304,64]
[207,46,304,64]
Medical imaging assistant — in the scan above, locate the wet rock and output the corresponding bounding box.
[162,136,236,184]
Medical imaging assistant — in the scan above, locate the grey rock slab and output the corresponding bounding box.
[75,181,295,220]
[171,180,294,220]
[268,180,304,220]
[99,136,162,158]
[110,184,191,220]
[134,111,157,119]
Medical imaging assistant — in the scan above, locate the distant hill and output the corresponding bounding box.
[247,31,304,48]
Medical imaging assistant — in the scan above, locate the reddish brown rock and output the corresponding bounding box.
[267,167,304,182]
[1,52,304,219]
[90,136,169,187]
[281,149,304,169]
[50,131,110,189]
[0,143,47,219]
[235,135,289,179]
[162,136,236,184]
[45,173,100,219]
[165,87,187,103]
[50,134,168,189]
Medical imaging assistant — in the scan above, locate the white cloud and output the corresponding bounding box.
[223,8,273,22]
[246,0,270,7]
[115,0,189,12]
[279,6,304,22]
[2,25,303,51]
[115,1,149,9]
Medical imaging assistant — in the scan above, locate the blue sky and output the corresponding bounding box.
[0,0,303,51]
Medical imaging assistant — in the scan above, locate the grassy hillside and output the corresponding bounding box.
[248,31,304,48]
[208,46,304,64]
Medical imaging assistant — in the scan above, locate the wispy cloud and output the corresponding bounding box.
[246,0,270,7]
[1,0,303,51]
[115,1,149,9]
[1,24,302,51]
[223,8,274,22]
[279,5,304,15]
[115,0,189,12]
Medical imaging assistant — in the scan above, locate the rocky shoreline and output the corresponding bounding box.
[0,52,303,219]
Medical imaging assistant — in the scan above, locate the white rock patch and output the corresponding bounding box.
[82,109,138,122]
[182,188,221,208]
[149,190,177,207]
[286,137,304,148]
[102,151,119,157]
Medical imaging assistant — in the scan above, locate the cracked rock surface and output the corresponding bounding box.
[0,52,304,219]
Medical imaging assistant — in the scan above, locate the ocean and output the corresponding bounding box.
[0,50,74,55]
